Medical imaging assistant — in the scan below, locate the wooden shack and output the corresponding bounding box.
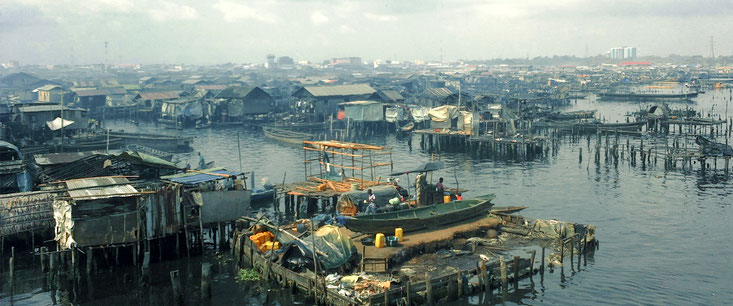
[52,177,145,249]
[161,169,251,225]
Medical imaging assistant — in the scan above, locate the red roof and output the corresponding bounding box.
[620,61,651,66]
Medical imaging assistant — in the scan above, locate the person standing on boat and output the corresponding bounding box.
[436,177,445,191]
[364,189,377,214]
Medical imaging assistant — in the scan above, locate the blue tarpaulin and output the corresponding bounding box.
[162,169,241,185]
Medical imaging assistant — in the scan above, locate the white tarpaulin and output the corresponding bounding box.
[385,106,406,123]
[428,105,459,122]
[46,117,75,131]
[341,101,383,122]
[457,111,474,134]
[409,106,430,122]
[428,105,459,129]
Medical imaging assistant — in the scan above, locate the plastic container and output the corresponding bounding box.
[385,236,399,247]
[375,233,386,248]
[395,228,404,242]
[443,195,451,203]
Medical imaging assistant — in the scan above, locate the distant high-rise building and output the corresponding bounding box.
[266,54,276,68]
[277,56,294,66]
[609,46,636,59]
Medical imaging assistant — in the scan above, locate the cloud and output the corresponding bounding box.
[338,25,355,34]
[364,13,397,22]
[310,11,329,25]
[148,1,199,22]
[213,1,277,23]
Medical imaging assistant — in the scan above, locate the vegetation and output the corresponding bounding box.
[236,268,260,282]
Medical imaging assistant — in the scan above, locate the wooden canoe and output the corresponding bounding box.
[344,194,495,234]
[262,126,314,145]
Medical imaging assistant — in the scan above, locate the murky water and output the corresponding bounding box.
[2,88,732,305]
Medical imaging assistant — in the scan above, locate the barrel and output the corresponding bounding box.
[375,233,386,248]
[443,195,451,203]
[351,183,359,191]
[395,228,404,242]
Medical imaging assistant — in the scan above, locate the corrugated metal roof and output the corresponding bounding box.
[215,86,257,99]
[34,151,103,166]
[338,100,382,106]
[379,90,405,101]
[137,91,180,100]
[65,177,139,200]
[161,169,240,185]
[35,84,62,91]
[423,87,453,99]
[302,84,375,97]
[76,88,127,97]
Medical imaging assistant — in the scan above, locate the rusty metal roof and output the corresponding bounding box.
[64,177,139,200]
[136,91,180,100]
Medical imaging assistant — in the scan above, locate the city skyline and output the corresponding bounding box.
[1,0,732,65]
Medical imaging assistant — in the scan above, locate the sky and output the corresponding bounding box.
[1,0,732,65]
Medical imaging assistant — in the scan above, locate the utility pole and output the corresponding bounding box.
[60,90,65,148]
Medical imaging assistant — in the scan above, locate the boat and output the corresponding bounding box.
[598,91,699,101]
[108,131,194,152]
[262,126,314,145]
[344,194,495,234]
[126,144,174,161]
[549,110,597,120]
[251,187,275,203]
[398,122,415,133]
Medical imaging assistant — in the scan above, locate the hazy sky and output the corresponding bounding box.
[1,0,732,65]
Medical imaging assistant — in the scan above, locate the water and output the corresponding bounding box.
[2,88,732,305]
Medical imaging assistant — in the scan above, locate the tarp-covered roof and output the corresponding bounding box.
[117,151,179,169]
[46,117,74,131]
[161,168,240,185]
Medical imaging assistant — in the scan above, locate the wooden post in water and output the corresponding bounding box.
[513,256,519,285]
[41,246,48,272]
[9,256,15,305]
[86,247,94,277]
[560,240,564,266]
[201,262,212,299]
[170,270,183,305]
[530,249,536,277]
[425,272,433,306]
[541,247,545,274]
[457,271,463,297]
[500,256,507,289]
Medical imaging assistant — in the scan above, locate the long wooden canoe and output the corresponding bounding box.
[344,194,495,234]
[262,126,314,145]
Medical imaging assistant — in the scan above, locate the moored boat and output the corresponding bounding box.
[262,126,314,145]
[344,194,495,234]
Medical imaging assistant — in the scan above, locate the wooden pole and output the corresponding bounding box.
[425,272,433,306]
[201,262,212,299]
[9,257,15,305]
[406,279,412,305]
[311,220,319,302]
[457,271,463,297]
[513,256,519,285]
[170,270,183,305]
[500,256,507,289]
[530,249,536,277]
